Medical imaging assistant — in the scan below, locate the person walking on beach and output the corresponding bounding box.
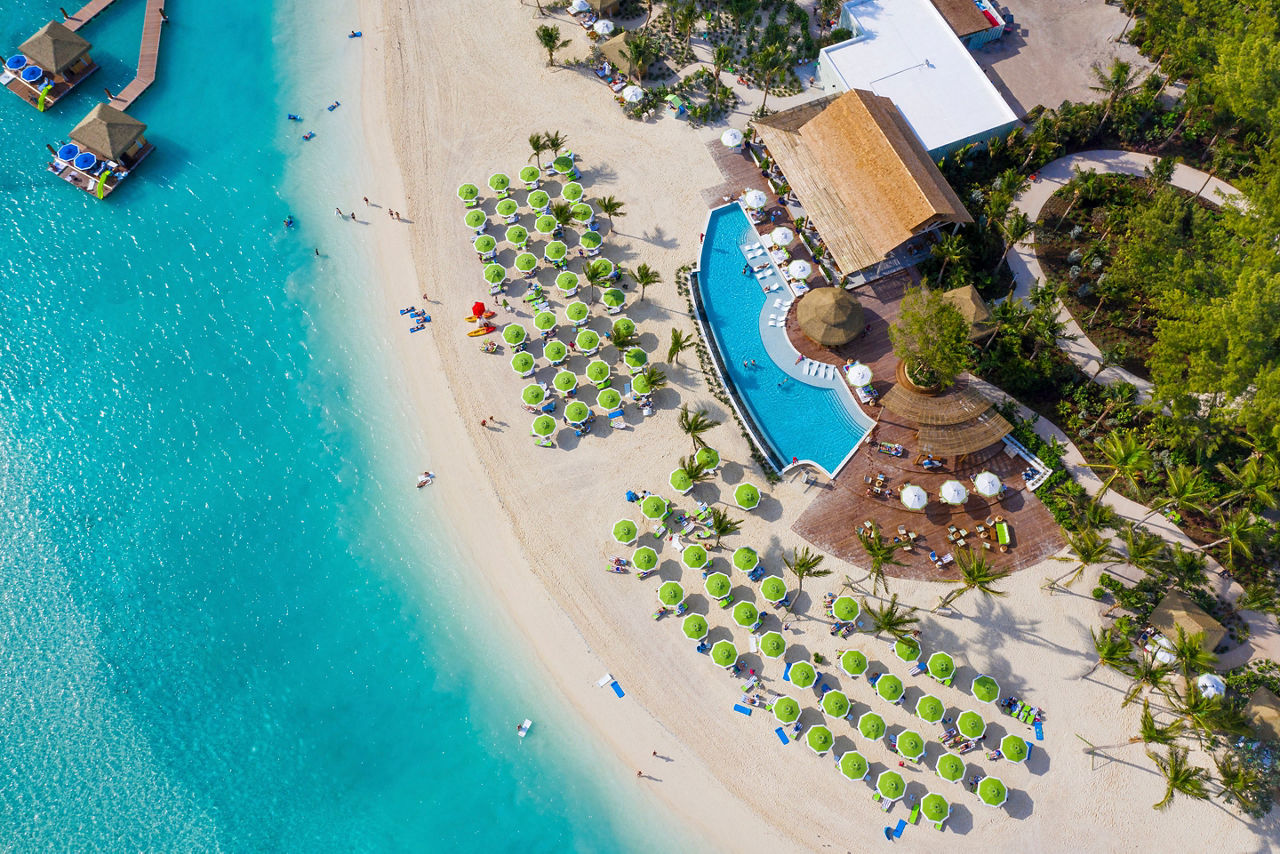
[363,196,369,205]
[350,212,356,221]
[335,207,343,217]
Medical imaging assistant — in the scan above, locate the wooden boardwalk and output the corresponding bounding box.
[62,0,121,32]
[64,0,165,108]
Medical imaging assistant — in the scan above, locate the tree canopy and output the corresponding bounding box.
[888,287,972,388]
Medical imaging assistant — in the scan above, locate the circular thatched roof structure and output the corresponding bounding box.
[796,288,864,346]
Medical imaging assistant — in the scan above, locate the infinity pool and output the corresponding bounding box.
[693,205,872,475]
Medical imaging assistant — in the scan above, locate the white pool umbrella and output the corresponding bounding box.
[744,189,767,209]
[901,484,927,510]
[721,128,744,148]
[1197,673,1226,698]
[973,471,1002,497]
[770,227,794,247]
[939,480,968,505]
[621,85,643,103]
[594,19,615,35]
[787,259,812,280]
[847,362,872,387]
[569,0,590,11]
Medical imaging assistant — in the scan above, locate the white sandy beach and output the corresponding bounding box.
[352,1,1276,849]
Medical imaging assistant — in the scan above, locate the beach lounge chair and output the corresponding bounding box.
[996,522,1011,546]
[720,596,735,609]
[909,803,920,824]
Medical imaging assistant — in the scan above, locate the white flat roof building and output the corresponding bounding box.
[817,0,1019,156]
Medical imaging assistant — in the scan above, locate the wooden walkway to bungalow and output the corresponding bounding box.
[62,0,121,32]
[64,0,166,108]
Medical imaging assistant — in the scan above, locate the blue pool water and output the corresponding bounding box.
[0,0,669,850]
[695,206,871,474]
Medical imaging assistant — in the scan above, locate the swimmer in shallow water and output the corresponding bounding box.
[416,471,434,488]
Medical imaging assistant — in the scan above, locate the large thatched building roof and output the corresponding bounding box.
[752,90,971,276]
[880,373,1010,457]
[797,288,864,346]
[70,104,147,161]
[19,21,91,76]
[1149,589,1227,654]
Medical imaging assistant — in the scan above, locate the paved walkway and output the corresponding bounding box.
[1006,150,1244,403]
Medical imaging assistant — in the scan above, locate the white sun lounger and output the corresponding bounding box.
[768,314,778,327]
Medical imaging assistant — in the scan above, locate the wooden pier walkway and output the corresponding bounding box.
[63,0,165,108]
[62,0,120,32]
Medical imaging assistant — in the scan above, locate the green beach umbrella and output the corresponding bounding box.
[488,173,510,194]
[531,415,556,438]
[601,288,625,309]
[670,468,693,494]
[733,547,758,572]
[576,329,600,352]
[1000,734,1028,764]
[483,263,506,285]
[534,310,558,331]
[683,613,708,640]
[732,601,759,628]
[551,154,575,175]
[514,252,538,274]
[511,352,535,376]
[773,696,801,724]
[759,631,786,658]
[839,649,868,678]
[957,710,986,739]
[806,725,834,755]
[876,770,906,802]
[553,370,577,394]
[895,637,921,663]
[978,776,1008,808]
[928,651,955,682]
[585,359,610,384]
[535,214,558,235]
[519,165,540,184]
[682,545,708,571]
[521,384,547,407]
[972,675,1000,704]
[561,181,583,202]
[564,401,590,425]
[936,752,965,783]
[473,234,497,255]
[633,546,658,571]
[613,519,638,545]
[915,694,945,725]
[623,347,647,372]
[734,483,760,511]
[704,572,731,600]
[502,323,527,346]
[565,301,590,325]
[464,209,487,230]
[695,446,720,470]
[832,595,859,623]
[611,317,635,339]
[589,258,614,278]
[505,224,528,247]
[555,271,580,294]
[858,711,886,740]
[544,241,568,263]
[822,689,850,719]
[658,581,685,607]
[528,189,551,210]
[876,674,904,704]
[641,495,668,520]
[711,639,738,668]
[579,230,602,252]
[496,198,518,218]
[838,751,869,781]
[571,202,594,223]
[789,661,816,689]
[543,340,568,364]
[457,182,480,203]
[896,729,925,761]
[631,373,652,395]
[598,388,622,410]
[761,576,787,603]
[922,792,950,823]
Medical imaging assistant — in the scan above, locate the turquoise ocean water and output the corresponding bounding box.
[0,1,678,849]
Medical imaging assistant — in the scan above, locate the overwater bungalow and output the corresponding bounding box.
[48,103,154,199]
[3,21,98,111]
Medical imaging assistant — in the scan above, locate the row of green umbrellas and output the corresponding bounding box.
[457,174,583,204]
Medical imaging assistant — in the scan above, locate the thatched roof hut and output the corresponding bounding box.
[19,21,91,76]
[1149,589,1227,654]
[599,33,646,79]
[588,0,621,15]
[929,0,993,38]
[752,90,971,276]
[796,288,864,346]
[70,104,147,161]
[880,374,1011,457]
[942,285,995,341]
[1244,690,1280,742]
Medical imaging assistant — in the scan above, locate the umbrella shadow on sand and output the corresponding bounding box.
[656,558,682,583]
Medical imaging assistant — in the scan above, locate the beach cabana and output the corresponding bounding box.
[7,21,97,110]
[942,284,996,341]
[1245,690,1280,741]
[56,104,153,199]
[598,31,649,80]
[1149,589,1227,654]
[796,288,864,347]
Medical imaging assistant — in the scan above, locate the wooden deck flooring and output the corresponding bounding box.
[63,0,121,31]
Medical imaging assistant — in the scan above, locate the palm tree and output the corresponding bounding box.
[706,507,742,548]
[1154,545,1209,592]
[1214,752,1264,814]
[535,25,570,66]
[930,232,968,287]
[783,546,830,614]
[542,130,568,157]
[1135,700,1184,745]
[528,132,549,169]
[594,195,626,228]
[994,210,1034,278]
[1147,746,1210,811]
[1089,58,1140,132]
[863,593,920,641]
[712,44,733,85]
[623,33,660,82]
[638,364,667,393]
[629,262,660,301]
[581,256,608,305]
[676,455,712,487]
[1122,651,1173,707]
[753,46,787,115]
[549,200,574,234]
[1140,464,1210,524]
[1168,684,1251,743]
[1088,429,1152,499]
[937,549,1010,610]
[1113,524,1166,575]
[1083,626,1133,678]
[1201,509,1261,569]
[677,404,720,450]
[1212,457,1279,513]
[671,1,697,46]
[1168,627,1216,680]
[1236,584,1278,614]
[609,326,640,353]
[1053,527,1113,587]
[667,329,694,365]
[856,523,904,597]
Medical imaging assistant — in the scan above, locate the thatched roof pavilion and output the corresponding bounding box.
[752,90,972,276]
[70,104,148,161]
[599,33,647,79]
[1149,589,1227,654]
[1244,690,1280,741]
[942,285,995,341]
[796,288,864,346]
[19,21,91,76]
[880,373,1011,458]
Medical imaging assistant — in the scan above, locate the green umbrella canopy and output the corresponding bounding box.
[734,483,760,510]
[922,792,950,822]
[936,752,965,782]
[631,373,652,395]
[876,674,904,703]
[957,711,986,739]
[859,711,886,740]
[895,637,921,663]
[624,347,647,369]
[1000,734,1028,763]
[553,370,577,393]
[641,495,668,520]
[733,547,758,572]
[514,252,538,273]
[839,751,869,781]
[534,310,558,331]
[916,694,945,724]
[704,572,731,599]
[789,661,816,688]
[502,324,527,345]
[602,288,625,308]
[457,182,479,202]
[571,202,594,222]
[473,235,497,254]
[589,258,614,278]
[505,225,528,245]
[695,446,720,469]
[806,725,834,754]
[832,596,859,622]
[682,545,708,570]
[670,468,693,493]
[464,209,487,229]
[978,777,1008,807]
[552,155,575,174]
[556,271,580,292]
[521,383,547,406]
[565,301,590,323]
[579,230,602,250]
[534,214,558,234]
[484,263,506,284]
[683,613,708,640]
[876,770,906,801]
[896,729,925,761]
[531,415,556,437]
[840,649,868,677]
[518,165,539,183]
[544,241,568,261]
[822,689,850,719]
[561,181,583,201]
[972,675,1000,704]
[528,190,551,209]
[543,340,568,363]
[711,639,738,668]
[928,652,955,681]
[732,601,759,628]
[612,317,635,338]
[759,631,786,658]
[761,576,787,603]
[564,401,590,424]
[598,388,622,410]
[773,696,801,724]
[633,546,658,571]
[576,330,601,351]
[586,359,610,383]
[658,581,685,607]
[496,198,519,217]
[511,352,535,374]
[488,172,510,192]
[613,519,638,544]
